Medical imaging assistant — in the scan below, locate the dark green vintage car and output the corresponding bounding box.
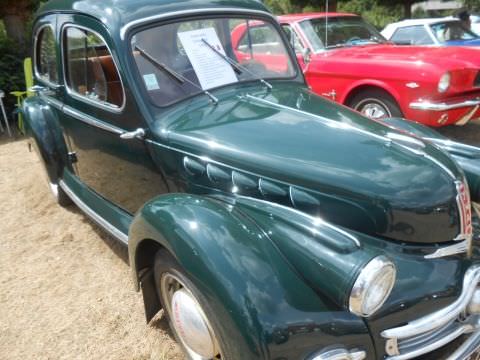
[24,0,480,359]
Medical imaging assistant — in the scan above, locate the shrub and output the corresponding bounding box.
[0,21,26,120]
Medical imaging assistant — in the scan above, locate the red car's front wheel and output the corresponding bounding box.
[349,89,403,120]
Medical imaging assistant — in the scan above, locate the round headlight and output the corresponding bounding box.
[349,256,396,317]
[438,72,451,93]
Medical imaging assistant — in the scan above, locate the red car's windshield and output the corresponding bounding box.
[299,16,388,51]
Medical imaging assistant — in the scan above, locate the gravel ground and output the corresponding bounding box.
[0,135,183,360]
[0,121,478,360]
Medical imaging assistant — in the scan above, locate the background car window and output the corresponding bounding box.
[430,21,478,42]
[36,26,58,84]
[281,24,305,53]
[64,27,124,108]
[132,17,296,107]
[391,26,433,45]
[299,16,387,51]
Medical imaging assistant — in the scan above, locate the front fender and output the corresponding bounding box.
[22,96,69,182]
[129,193,376,360]
[383,118,480,201]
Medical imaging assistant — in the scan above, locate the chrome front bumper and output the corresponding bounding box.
[381,265,480,360]
[409,99,480,111]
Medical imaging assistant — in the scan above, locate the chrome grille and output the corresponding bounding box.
[381,265,480,360]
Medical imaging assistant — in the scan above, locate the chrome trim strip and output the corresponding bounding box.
[63,105,125,135]
[410,99,480,111]
[33,23,61,89]
[386,324,473,360]
[424,239,469,259]
[120,8,275,40]
[446,330,480,360]
[61,24,126,113]
[381,264,480,340]
[59,180,128,245]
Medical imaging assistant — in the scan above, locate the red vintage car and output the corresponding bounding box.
[231,13,480,127]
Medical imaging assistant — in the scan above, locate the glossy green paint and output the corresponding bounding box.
[129,193,376,359]
[28,1,480,359]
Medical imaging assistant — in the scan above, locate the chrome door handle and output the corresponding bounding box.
[120,128,146,140]
[29,85,55,96]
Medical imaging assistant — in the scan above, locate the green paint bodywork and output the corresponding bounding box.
[23,1,480,359]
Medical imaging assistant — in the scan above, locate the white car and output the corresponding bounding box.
[382,18,480,46]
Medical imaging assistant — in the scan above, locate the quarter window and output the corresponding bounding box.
[64,27,124,108]
[36,26,58,84]
[281,24,305,53]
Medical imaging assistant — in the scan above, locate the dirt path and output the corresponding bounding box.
[0,136,183,360]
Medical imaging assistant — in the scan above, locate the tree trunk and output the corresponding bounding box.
[404,1,413,19]
[3,14,26,51]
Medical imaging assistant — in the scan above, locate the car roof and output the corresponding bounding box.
[37,0,270,33]
[278,12,358,23]
[381,17,462,39]
[386,17,459,28]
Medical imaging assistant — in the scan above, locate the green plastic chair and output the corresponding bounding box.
[10,57,34,134]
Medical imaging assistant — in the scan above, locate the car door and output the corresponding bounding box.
[58,14,168,215]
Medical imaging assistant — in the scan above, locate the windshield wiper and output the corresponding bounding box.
[201,39,273,91]
[134,45,219,105]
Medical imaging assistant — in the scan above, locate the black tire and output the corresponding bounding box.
[348,89,403,120]
[154,249,231,360]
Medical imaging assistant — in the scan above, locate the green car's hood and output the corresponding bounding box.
[158,84,463,244]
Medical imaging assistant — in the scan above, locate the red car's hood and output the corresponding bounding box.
[321,44,480,69]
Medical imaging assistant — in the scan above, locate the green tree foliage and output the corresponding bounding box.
[464,0,480,11]
[337,0,403,28]
[0,20,25,119]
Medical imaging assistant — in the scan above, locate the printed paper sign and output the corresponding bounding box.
[178,28,238,90]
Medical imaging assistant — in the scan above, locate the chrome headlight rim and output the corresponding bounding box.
[438,72,451,93]
[349,255,396,317]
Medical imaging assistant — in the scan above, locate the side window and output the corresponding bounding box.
[64,26,124,108]
[36,26,58,84]
[237,24,283,54]
[391,26,433,45]
[281,24,305,53]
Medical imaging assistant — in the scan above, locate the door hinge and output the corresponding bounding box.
[68,152,78,164]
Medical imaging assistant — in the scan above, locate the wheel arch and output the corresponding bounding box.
[342,80,401,109]
[22,96,69,183]
[129,193,376,359]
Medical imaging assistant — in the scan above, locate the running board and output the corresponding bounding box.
[59,180,129,245]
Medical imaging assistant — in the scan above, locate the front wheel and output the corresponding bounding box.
[154,250,229,360]
[348,89,403,120]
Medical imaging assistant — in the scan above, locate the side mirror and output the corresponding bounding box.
[301,48,312,64]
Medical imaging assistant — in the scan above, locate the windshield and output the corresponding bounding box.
[132,17,296,107]
[430,21,478,42]
[299,16,387,52]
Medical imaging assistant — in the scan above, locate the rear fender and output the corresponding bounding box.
[129,194,377,359]
[22,96,69,182]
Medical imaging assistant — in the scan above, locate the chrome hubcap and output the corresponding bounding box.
[161,273,221,360]
[356,99,391,119]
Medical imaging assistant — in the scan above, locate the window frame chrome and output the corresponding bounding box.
[34,23,61,89]
[61,23,126,113]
